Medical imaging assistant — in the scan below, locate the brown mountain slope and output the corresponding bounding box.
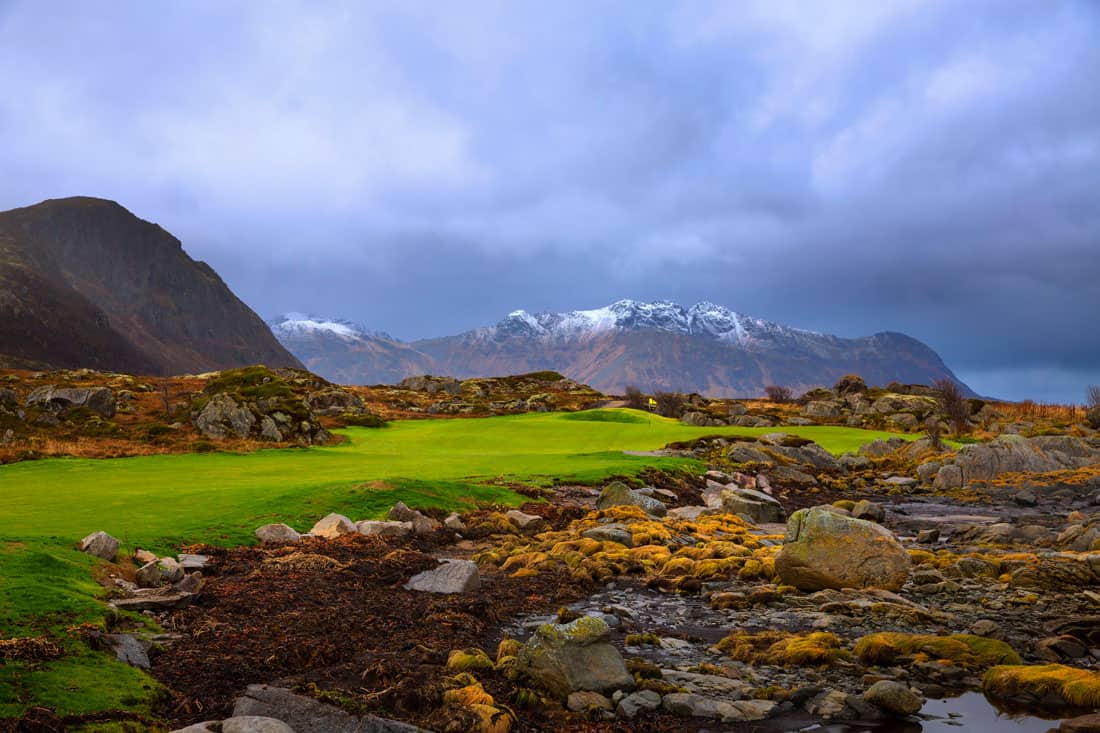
[0,197,301,375]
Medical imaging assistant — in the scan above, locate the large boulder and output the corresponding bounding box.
[515,615,634,699]
[79,531,119,561]
[405,559,481,594]
[596,481,667,517]
[681,411,726,427]
[721,488,785,524]
[802,401,841,419]
[775,508,911,591]
[27,386,116,417]
[387,502,441,533]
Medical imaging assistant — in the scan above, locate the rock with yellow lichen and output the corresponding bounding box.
[775,507,911,591]
[514,615,635,699]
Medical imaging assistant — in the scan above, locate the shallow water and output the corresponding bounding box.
[806,692,1063,733]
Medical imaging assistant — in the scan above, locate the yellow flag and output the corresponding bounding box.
[647,397,657,407]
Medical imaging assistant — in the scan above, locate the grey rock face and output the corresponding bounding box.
[27,386,116,417]
[221,719,296,733]
[405,559,481,594]
[720,487,786,524]
[233,684,428,733]
[195,393,256,439]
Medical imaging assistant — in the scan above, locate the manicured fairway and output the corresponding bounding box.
[0,408,913,551]
[0,408,918,722]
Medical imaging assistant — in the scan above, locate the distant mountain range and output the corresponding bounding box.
[0,197,301,374]
[271,300,974,397]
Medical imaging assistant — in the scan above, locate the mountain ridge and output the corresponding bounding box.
[270,300,974,397]
[0,196,303,375]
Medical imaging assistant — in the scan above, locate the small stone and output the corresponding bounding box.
[915,528,940,544]
[176,572,204,594]
[969,619,1002,638]
[863,680,924,716]
[356,520,412,538]
[255,524,301,544]
[567,691,613,712]
[79,531,120,561]
[134,549,157,565]
[1015,489,1038,507]
[104,633,151,669]
[443,513,466,531]
[851,500,886,523]
[582,524,633,547]
[178,554,211,572]
[616,689,662,719]
[135,560,162,588]
[309,513,356,539]
[158,557,184,584]
[405,559,480,594]
[1060,713,1100,733]
[506,509,545,530]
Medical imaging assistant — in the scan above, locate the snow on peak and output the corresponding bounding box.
[269,313,379,342]
[490,299,822,346]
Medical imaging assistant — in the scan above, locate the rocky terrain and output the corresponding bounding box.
[271,300,973,397]
[0,197,301,375]
[0,366,606,464]
[34,399,1098,733]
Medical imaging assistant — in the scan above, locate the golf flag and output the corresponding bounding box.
[647,397,657,408]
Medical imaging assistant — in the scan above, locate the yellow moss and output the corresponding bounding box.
[766,633,849,666]
[739,559,764,580]
[447,648,495,672]
[444,684,496,707]
[625,632,662,646]
[509,568,539,579]
[832,500,857,511]
[661,556,697,577]
[908,549,936,565]
[496,638,522,663]
[468,703,513,733]
[982,664,1100,709]
[854,633,1021,669]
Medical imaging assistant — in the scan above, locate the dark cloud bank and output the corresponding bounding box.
[1,1,1097,401]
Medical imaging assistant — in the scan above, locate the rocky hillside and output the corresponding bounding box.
[273,300,973,397]
[0,197,301,375]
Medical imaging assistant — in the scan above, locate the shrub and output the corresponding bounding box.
[764,385,792,403]
[653,391,686,418]
[624,385,647,410]
[934,378,971,435]
[340,413,387,428]
[1087,386,1100,429]
[924,417,943,450]
[833,374,867,395]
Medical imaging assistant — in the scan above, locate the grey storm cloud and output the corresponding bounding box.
[1,0,1097,401]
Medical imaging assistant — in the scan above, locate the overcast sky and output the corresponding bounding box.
[1,1,1098,401]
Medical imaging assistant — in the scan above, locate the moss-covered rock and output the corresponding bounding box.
[514,615,634,699]
[775,507,911,591]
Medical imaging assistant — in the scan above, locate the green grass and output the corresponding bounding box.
[0,408,916,723]
[0,409,914,550]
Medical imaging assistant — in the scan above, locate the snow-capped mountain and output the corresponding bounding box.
[268,313,392,343]
[270,300,973,397]
[486,300,834,351]
[267,313,429,386]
